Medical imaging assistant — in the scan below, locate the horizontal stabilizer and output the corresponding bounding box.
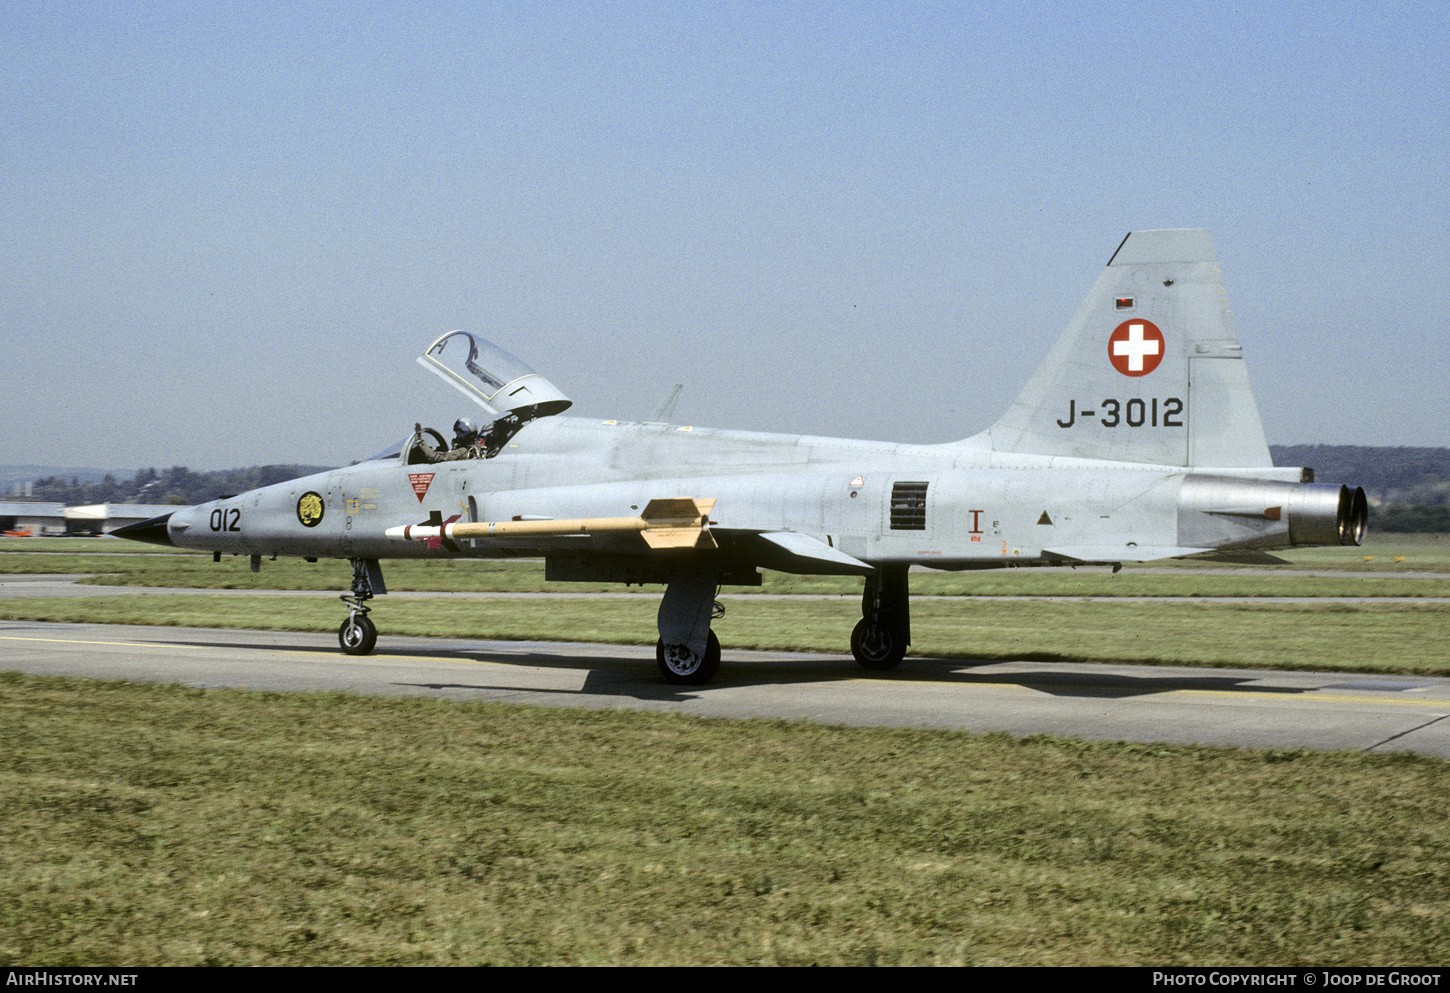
[1046,545,1292,565]
[1046,545,1214,564]
[1180,549,1292,566]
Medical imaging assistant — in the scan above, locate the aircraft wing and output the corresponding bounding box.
[751,531,875,574]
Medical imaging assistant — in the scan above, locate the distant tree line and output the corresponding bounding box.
[1270,446,1450,504]
[1272,446,1450,533]
[23,466,329,507]
[1369,504,1450,533]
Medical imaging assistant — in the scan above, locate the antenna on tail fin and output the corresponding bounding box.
[983,229,1272,468]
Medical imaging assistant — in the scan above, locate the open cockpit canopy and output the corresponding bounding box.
[354,333,579,465]
[418,331,572,420]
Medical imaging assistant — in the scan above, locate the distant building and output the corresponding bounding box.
[0,502,64,537]
[0,503,179,537]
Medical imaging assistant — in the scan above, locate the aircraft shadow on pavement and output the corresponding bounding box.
[159,636,1318,703]
[386,644,1319,702]
[910,658,1311,699]
[165,636,708,702]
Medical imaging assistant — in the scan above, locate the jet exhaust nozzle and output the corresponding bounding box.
[1178,478,1367,551]
[1289,483,1367,548]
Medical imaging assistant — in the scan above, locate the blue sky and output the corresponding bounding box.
[3,1,1446,472]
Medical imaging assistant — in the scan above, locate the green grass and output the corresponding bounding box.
[0,538,189,554]
[4,540,1448,965]
[1280,533,1450,571]
[3,594,1447,675]
[2,672,1446,966]
[3,536,1449,597]
[2,535,1447,675]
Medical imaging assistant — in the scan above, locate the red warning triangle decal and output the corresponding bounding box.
[408,472,435,502]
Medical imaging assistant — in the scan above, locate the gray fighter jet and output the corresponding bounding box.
[116,230,1367,684]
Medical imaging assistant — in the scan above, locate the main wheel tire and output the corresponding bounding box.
[656,630,721,685]
[338,614,378,656]
[851,617,906,670]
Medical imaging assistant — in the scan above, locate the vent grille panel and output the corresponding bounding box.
[890,481,928,530]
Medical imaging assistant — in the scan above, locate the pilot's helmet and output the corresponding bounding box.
[452,418,480,446]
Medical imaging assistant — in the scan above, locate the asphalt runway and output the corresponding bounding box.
[3,618,1447,758]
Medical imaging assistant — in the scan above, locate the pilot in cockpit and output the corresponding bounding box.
[415,418,487,462]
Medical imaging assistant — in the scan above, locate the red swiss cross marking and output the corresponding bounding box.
[1108,319,1165,377]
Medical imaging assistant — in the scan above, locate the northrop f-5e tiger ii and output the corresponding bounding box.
[116,229,1367,684]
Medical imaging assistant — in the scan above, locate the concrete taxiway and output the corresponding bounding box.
[2,619,1447,758]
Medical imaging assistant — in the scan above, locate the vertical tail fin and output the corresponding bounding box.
[985,229,1271,468]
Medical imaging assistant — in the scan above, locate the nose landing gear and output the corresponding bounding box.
[339,612,377,655]
[338,558,386,656]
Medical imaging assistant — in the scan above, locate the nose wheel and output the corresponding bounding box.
[339,613,377,655]
[338,557,385,656]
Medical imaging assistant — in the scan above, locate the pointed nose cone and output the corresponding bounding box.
[112,513,175,547]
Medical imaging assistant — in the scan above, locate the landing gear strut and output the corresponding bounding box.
[656,559,722,685]
[339,558,385,656]
[852,565,910,670]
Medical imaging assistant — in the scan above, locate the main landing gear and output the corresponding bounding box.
[656,630,721,685]
[852,565,910,671]
[651,561,912,685]
[655,561,723,685]
[338,558,386,656]
[328,553,912,682]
